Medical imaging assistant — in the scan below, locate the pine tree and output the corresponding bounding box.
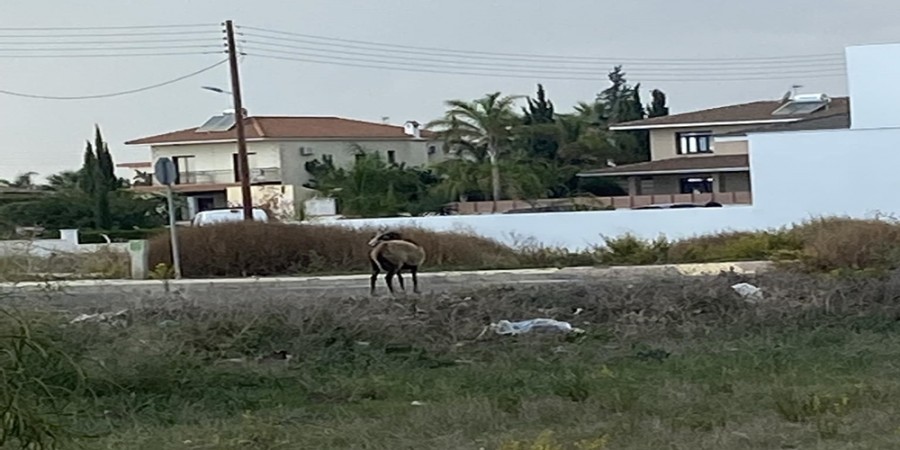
[647,89,670,118]
[521,84,559,160]
[79,142,97,195]
[523,84,554,125]
[94,125,118,191]
[79,125,115,229]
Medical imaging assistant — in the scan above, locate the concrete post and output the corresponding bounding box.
[711,173,722,193]
[627,176,638,195]
[127,239,150,279]
[59,229,79,245]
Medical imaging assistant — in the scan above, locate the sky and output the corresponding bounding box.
[1,0,899,182]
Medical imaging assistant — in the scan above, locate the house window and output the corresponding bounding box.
[676,131,713,155]
[387,150,396,165]
[680,176,713,194]
[172,155,195,185]
[232,152,257,182]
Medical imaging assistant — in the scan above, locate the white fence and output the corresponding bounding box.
[0,229,129,258]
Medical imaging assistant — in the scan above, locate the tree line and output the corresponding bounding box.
[0,126,168,236]
[306,66,669,216]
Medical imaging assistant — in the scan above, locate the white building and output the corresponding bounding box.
[123,113,445,219]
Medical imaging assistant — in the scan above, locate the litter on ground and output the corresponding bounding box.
[488,318,585,336]
[731,282,763,302]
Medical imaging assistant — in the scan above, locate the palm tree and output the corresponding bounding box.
[426,92,522,212]
[45,170,82,191]
[8,171,38,189]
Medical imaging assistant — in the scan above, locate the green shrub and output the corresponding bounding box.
[667,230,802,263]
[595,234,669,266]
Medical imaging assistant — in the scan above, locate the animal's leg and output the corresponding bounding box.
[410,265,420,294]
[385,270,397,294]
[396,271,406,291]
[369,259,380,296]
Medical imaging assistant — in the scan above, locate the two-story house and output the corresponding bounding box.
[123,111,443,219]
[576,93,850,207]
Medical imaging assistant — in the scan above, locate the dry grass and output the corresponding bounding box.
[148,222,521,277]
[140,216,900,279]
[5,270,900,448]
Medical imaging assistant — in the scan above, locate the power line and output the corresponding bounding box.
[0,58,228,100]
[0,44,223,52]
[0,23,219,31]
[0,51,225,59]
[247,53,845,83]
[241,40,846,74]
[242,47,846,79]
[0,38,223,45]
[238,25,846,65]
[0,30,220,38]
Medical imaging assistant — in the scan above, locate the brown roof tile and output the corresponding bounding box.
[610,96,849,129]
[125,116,435,145]
[578,154,748,177]
[717,111,850,136]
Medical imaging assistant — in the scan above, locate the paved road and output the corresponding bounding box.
[0,262,771,310]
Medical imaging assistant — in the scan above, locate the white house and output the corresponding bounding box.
[123,113,445,219]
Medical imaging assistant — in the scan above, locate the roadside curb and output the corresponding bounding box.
[0,261,774,294]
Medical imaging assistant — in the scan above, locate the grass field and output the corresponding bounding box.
[2,270,900,449]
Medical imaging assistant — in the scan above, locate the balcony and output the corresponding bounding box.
[173,167,282,185]
[130,167,282,193]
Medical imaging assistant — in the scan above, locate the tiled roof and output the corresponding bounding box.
[578,154,748,177]
[610,96,849,129]
[125,116,435,145]
[716,112,850,137]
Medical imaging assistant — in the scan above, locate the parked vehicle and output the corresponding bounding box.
[632,201,723,210]
[190,208,269,226]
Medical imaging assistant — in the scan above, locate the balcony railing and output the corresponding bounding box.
[170,167,282,185]
[447,191,752,215]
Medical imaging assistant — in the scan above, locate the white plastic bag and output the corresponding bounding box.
[489,318,585,336]
[731,282,763,302]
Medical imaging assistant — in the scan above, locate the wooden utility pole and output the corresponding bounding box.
[224,20,253,221]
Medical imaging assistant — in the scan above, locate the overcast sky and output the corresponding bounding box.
[1,0,898,181]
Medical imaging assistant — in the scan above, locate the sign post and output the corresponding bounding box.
[154,157,182,279]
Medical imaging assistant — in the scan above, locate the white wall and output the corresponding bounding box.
[0,240,128,258]
[846,42,900,130]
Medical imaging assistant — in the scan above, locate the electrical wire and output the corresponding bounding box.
[0,44,224,52]
[0,51,225,59]
[0,30,220,38]
[0,38,223,45]
[247,52,845,83]
[238,25,846,65]
[0,58,228,100]
[241,40,846,74]
[0,23,219,31]
[242,46,846,79]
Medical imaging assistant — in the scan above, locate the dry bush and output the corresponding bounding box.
[148,222,521,278]
[790,217,900,272]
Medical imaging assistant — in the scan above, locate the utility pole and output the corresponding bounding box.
[224,20,253,221]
